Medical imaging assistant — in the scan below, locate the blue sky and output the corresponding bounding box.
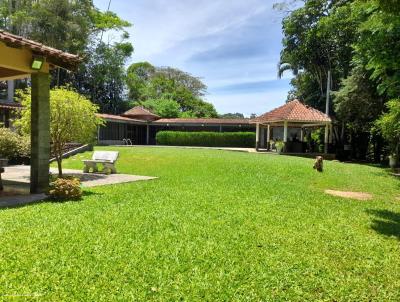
[94,0,293,116]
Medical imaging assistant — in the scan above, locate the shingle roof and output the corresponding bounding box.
[122,106,160,121]
[154,118,251,125]
[253,100,331,123]
[0,30,81,70]
[97,113,147,124]
[0,101,21,110]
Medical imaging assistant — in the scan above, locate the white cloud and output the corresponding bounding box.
[94,0,292,114]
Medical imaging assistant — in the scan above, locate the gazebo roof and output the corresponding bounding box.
[253,100,331,124]
[121,106,160,121]
[0,30,81,70]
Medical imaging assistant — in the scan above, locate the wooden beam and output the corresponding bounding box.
[0,41,49,75]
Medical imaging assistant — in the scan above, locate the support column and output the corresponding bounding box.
[283,121,288,153]
[256,123,260,150]
[300,128,304,142]
[324,123,329,154]
[266,124,271,150]
[7,80,14,102]
[219,125,222,132]
[329,123,333,144]
[146,124,150,145]
[30,72,50,193]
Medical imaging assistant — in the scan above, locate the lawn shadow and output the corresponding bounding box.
[367,209,400,240]
[0,190,103,210]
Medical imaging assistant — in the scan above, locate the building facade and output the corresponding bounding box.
[97,107,256,146]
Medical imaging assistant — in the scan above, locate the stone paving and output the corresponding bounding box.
[0,165,157,208]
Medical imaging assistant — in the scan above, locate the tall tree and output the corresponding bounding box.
[72,39,134,114]
[0,0,133,114]
[278,0,356,111]
[15,87,104,177]
[127,62,218,118]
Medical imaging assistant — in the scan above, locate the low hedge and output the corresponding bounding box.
[156,131,256,148]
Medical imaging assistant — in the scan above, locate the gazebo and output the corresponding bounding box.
[252,100,332,153]
[0,30,81,193]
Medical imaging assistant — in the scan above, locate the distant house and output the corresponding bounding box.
[97,106,255,145]
[0,80,20,128]
[97,101,332,154]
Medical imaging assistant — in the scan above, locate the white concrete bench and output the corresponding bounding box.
[83,151,119,174]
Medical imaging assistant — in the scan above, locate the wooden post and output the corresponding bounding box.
[146,124,150,145]
[300,128,304,142]
[283,121,288,153]
[266,124,271,150]
[256,123,260,150]
[30,72,50,193]
[7,80,14,102]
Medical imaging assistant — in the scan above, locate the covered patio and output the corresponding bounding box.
[253,100,332,154]
[0,30,81,193]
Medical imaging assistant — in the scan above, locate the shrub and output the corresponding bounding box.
[156,131,256,148]
[49,177,82,200]
[0,128,30,160]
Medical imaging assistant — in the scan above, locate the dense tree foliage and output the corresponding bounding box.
[72,40,134,114]
[15,87,103,177]
[127,62,217,118]
[0,0,132,114]
[278,0,400,162]
[219,113,245,119]
[376,99,400,158]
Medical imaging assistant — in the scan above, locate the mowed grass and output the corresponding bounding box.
[1,147,400,301]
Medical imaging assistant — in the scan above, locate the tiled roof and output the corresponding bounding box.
[0,30,81,70]
[154,118,251,125]
[97,113,147,124]
[0,101,21,110]
[253,100,331,123]
[122,106,160,121]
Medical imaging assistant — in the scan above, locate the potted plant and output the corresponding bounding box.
[389,154,398,169]
[376,99,400,169]
[275,140,285,154]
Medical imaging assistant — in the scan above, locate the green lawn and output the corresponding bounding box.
[1,147,399,301]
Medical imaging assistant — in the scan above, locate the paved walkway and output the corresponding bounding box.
[115,145,258,153]
[0,165,157,208]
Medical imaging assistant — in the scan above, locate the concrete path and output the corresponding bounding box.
[0,165,157,208]
[3,165,157,188]
[115,145,258,153]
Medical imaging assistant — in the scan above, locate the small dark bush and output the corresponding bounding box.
[49,177,82,200]
[0,128,30,162]
[156,131,256,148]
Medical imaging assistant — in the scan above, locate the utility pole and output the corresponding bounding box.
[325,70,331,116]
[99,0,112,43]
[324,70,332,154]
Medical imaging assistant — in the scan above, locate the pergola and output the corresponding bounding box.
[252,100,332,153]
[0,30,81,193]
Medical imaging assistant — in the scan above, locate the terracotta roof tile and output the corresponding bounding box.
[154,118,251,125]
[122,106,160,121]
[0,101,21,110]
[0,30,81,70]
[97,113,147,123]
[253,100,331,123]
